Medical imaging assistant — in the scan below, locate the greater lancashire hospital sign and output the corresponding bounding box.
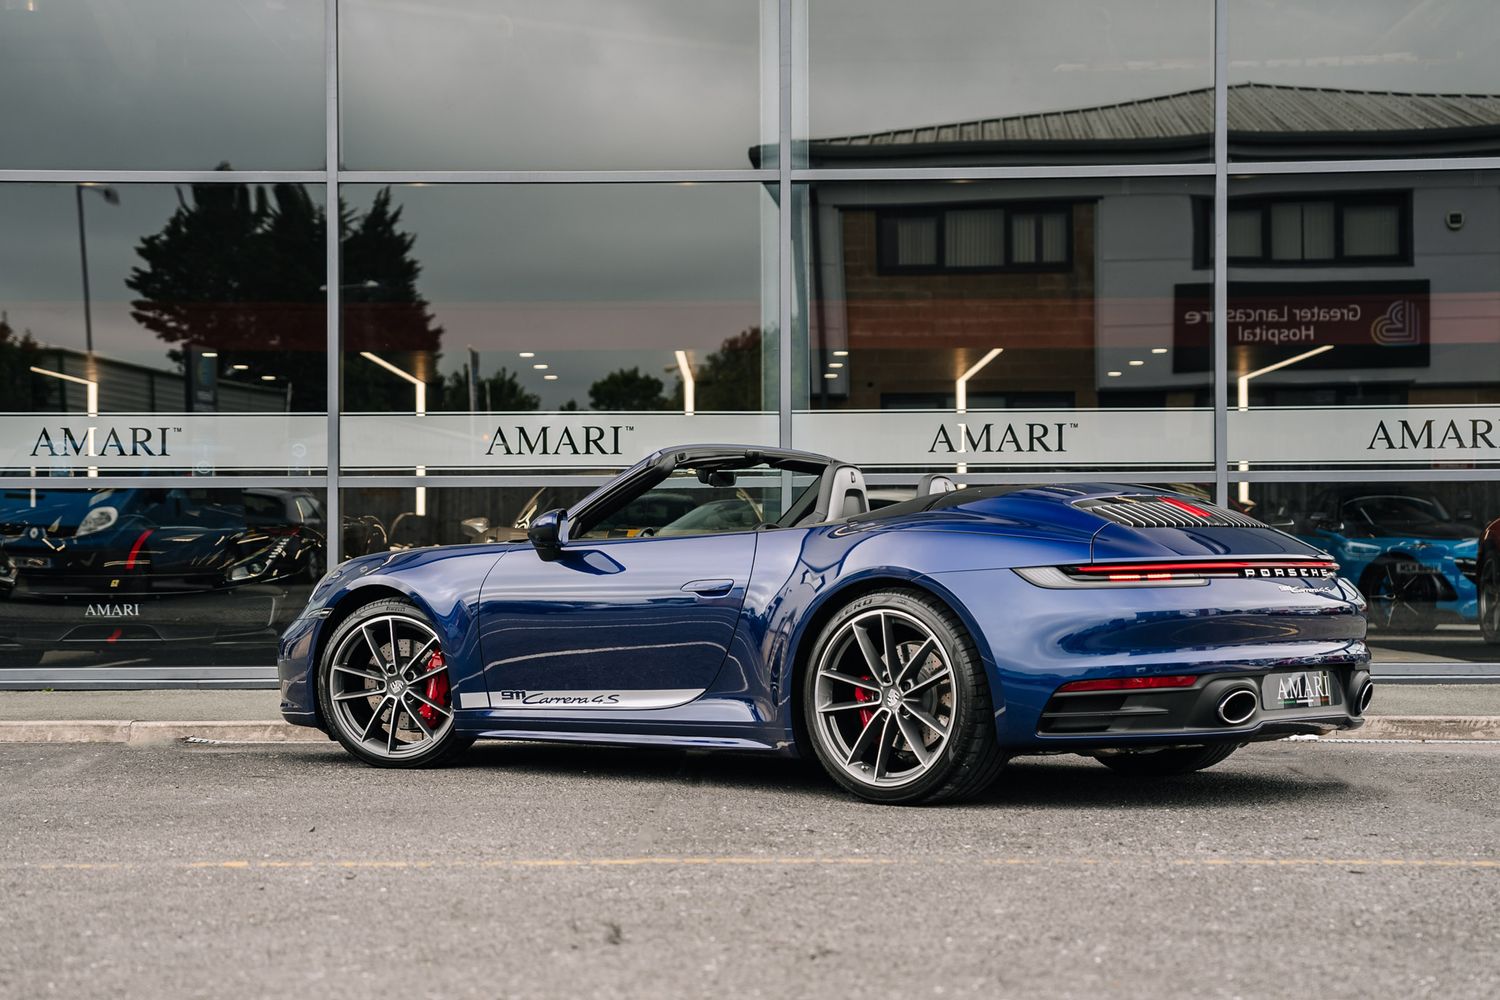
[1173,280,1431,372]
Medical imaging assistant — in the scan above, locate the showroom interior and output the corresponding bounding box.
[1,0,1498,684]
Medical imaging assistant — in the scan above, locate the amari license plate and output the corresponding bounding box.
[1262,670,1335,710]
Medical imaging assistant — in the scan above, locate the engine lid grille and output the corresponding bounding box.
[1076,495,1266,529]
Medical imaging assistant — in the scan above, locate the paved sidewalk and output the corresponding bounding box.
[1,685,1498,743]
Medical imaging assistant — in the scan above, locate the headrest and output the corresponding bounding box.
[916,473,959,496]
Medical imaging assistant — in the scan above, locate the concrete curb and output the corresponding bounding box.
[1339,716,1500,741]
[0,720,327,744]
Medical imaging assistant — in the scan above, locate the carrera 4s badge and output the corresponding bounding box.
[498,690,622,706]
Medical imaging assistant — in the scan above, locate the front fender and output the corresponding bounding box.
[279,548,505,723]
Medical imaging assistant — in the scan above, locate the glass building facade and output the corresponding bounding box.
[2,0,1499,684]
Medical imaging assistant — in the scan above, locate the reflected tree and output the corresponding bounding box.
[435,364,539,411]
[671,326,764,411]
[341,188,444,411]
[0,313,46,410]
[589,366,671,411]
[126,174,442,412]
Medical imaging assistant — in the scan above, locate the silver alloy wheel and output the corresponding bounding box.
[811,608,956,788]
[327,613,455,759]
[1365,562,1436,631]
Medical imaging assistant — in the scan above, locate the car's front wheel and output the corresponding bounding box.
[1481,558,1500,645]
[801,588,1002,804]
[317,598,473,768]
[1094,744,1239,777]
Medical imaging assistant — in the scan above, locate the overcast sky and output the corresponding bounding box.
[3,1,1496,169]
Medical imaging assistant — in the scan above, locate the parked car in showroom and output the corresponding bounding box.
[1480,516,1500,644]
[0,486,325,667]
[1294,489,1480,632]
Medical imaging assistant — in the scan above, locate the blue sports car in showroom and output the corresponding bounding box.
[279,445,1372,804]
[1294,489,1480,633]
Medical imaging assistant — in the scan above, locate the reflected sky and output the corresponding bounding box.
[0,0,324,170]
[339,0,772,169]
[3,1,1497,173]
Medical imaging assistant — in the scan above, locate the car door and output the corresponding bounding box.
[476,531,757,711]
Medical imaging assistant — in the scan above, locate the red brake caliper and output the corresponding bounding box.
[419,650,449,726]
[853,674,875,728]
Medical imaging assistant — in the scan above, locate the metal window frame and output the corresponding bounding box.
[3,0,1499,681]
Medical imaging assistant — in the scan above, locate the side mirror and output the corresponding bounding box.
[459,516,490,539]
[527,508,568,561]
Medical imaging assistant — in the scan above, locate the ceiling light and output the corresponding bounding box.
[532,363,548,370]
[823,372,839,379]
[833,350,850,357]
[1151,348,1169,354]
[1128,360,1145,366]
[1107,370,1122,377]
[260,375,276,381]
[232,364,250,371]
[519,352,535,358]
[201,351,218,358]
[543,374,558,381]
[828,362,844,369]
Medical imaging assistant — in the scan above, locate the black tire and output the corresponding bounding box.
[1359,557,1439,633]
[316,598,473,768]
[1095,743,1239,777]
[1480,558,1500,645]
[800,588,1003,805]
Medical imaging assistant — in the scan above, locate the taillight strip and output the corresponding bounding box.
[1074,559,1336,575]
[1058,675,1198,694]
[1014,558,1339,589]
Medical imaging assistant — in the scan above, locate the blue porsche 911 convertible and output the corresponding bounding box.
[278,445,1372,804]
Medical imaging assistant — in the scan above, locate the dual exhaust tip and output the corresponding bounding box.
[1214,679,1374,726]
[1216,688,1258,726]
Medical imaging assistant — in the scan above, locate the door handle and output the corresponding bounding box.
[681,578,735,597]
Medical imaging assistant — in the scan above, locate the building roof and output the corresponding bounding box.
[792,83,1500,165]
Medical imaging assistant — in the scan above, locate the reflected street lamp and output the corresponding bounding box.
[674,350,695,416]
[360,351,428,516]
[954,348,1003,474]
[30,365,100,478]
[75,183,120,354]
[1235,344,1334,505]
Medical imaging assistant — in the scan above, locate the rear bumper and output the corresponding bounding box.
[927,566,1371,753]
[1025,664,1371,753]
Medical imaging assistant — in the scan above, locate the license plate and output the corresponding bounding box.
[1262,670,1335,710]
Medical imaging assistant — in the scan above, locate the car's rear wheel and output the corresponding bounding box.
[1095,744,1239,777]
[1360,557,1439,633]
[1481,559,1500,645]
[802,589,1002,804]
[317,598,473,768]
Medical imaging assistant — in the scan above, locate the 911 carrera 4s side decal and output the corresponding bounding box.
[457,689,705,711]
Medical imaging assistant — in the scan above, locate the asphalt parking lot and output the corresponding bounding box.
[2,737,1497,1000]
